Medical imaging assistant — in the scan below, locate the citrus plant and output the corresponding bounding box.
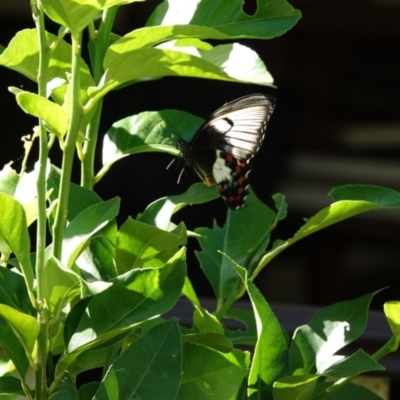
[0,0,399,399]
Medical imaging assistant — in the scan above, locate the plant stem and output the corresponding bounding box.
[52,32,83,260]
[35,323,49,400]
[31,0,50,397]
[32,0,48,305]
[81,7,118,189]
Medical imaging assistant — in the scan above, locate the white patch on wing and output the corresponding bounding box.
[212,150,233,183]
[209,119,232,134]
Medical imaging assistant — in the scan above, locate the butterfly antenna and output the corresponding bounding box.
[166,158,176,170]
[177,167,185,184]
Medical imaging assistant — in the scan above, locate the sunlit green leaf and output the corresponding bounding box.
[0,193,34,294]
[147,0,301,39]
[289,291,377,375]
[16,91,68,138]
[61,197,120,268]
[91,43,272,102]
[273,375,319,400]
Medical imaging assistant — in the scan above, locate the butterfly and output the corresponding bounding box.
[177,93,276,209]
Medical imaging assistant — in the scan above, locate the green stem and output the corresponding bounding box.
[214,288,242,319]
[35,322,49,400]
[52,32,83,260]
[32,3,49,305]
[31,0,50,397]
[81,7,118,189]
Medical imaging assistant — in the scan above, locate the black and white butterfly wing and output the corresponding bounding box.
[178,93,275,209]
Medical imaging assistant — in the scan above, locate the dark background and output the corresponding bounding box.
[1,0,400,384]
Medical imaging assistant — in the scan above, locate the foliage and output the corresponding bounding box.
[0,0,398,399]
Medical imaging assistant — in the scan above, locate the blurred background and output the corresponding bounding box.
[1,0,400,391]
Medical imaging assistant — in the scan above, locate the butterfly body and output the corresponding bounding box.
[178,93,275,209]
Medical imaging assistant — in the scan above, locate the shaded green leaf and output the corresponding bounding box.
[259,185,400,270]
[177,343,249,400]
[196,189,275,301]
[0,376,24,396]
[182,332,233,353]
[115,217,186,273]
[55,248,186,382]
[48,372,79,400]
[94,319,181,400]
[0,316,30,381]
[328,382,384,399]
[0,267,32,314]
[224,307,257,346]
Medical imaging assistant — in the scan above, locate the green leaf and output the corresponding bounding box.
[0,376,24,396]
[0,193,34,295]
[330,184,400,205]
[177,344,249,400]
[94,319,182,400]
[16,91,68,138]
[48,166,105,220]
[273,375,319,400]
[101,109,202,174]
[55,248,186,382]
[193,305,224,334]
[320,349,384,377]
[383,301,400,350]
[0,267,32,315]
[91,43,272,102]
[0,29,94,104]
[247,281,288,399]
[140,183,219,230]
[42,257,82,318]
[78,382,100,400]
[61,197,120,268]
[289,291,377,375]
[0,315,30,381]
[224,307,257,346]
[259,185,400,270]
[41,0,144,34]
[115,217,186,273]
[328,382,384,399]
[0,164,19,197]
[196,189,275,301]
[0,161,52,228]
[182,332,233,353]
[48,372,79,400]
[147,0,301,39]
[0,305,38,356]
[273,193,288,221]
